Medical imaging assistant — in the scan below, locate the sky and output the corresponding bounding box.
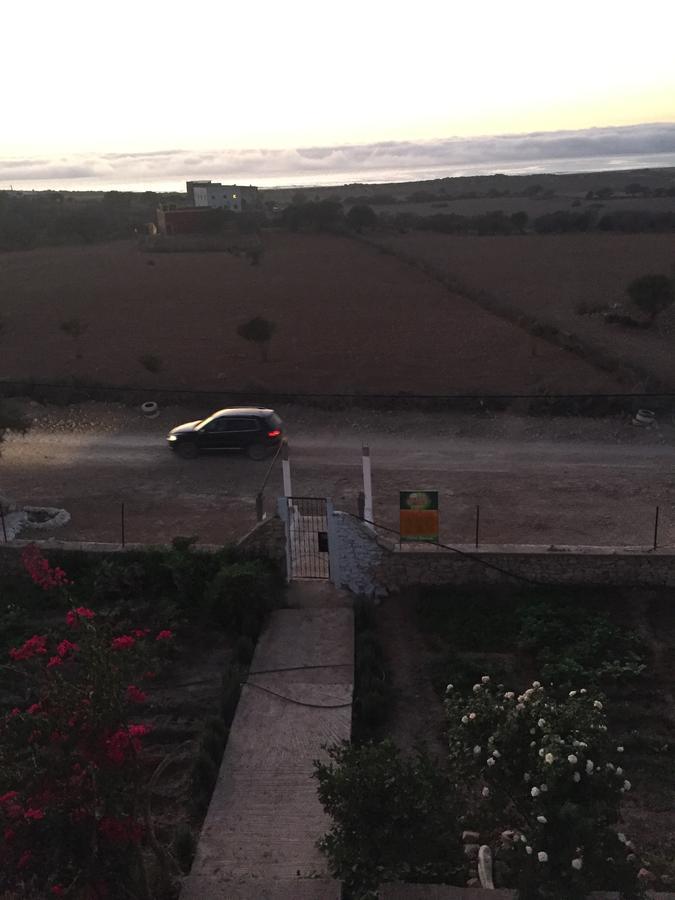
[2,0,675,190]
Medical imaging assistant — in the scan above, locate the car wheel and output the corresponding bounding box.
[177,442,199,459]
[247,443,269,461]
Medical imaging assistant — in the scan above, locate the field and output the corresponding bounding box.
[374,231,675,388]
[0,233,625,396]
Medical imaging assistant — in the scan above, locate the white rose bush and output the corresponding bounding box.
[445,678,645,899]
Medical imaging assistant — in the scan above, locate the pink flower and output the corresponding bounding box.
[21,544,71,590]
[26,703,42,715]
[156,629,173,642]
[9,634,48,661]
[66,607,95,627]
[47,655,63,668]
[25,807,46,821]
[57,639,79,657]
[51,888,65,897]
[0,791,19,806]
[133,629,151,639]
[126,684,147,704]
[4,827,15,842]
[17,849,32,869]
[111,635,135,651]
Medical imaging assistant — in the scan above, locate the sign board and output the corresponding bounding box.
[399,491,439,543]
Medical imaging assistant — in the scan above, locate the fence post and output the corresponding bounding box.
[475,505,480,549]
[0,505,7,543]
[653,505,660,551]
[121,502,125,548]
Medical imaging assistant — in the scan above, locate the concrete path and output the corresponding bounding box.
[181,583,353,900]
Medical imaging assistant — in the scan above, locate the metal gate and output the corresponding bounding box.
[286,497,330,579]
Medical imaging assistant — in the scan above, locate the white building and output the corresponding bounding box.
[186,181,259,212]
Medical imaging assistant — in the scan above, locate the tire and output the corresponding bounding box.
[177,441,199,459]
[247,442,269,461]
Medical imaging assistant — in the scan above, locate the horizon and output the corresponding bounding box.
[3,122,675,194]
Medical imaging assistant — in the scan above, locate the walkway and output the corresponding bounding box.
[181,582,353,899]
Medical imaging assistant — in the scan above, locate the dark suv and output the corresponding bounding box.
[167,408,283,459]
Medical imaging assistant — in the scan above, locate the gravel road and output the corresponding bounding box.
[2,401,673,548]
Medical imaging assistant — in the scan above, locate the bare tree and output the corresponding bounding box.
[237,316,277,362]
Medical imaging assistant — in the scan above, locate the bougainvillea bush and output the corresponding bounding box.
[1,545,174,898]
[445,677,645,899]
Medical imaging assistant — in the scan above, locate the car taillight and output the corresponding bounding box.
[268,429,281,438]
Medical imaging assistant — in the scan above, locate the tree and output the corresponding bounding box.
[627,273,675,322]
[237,316,277,362]
[346,204,378,234]
[510,211,529,233]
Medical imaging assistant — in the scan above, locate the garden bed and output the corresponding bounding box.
[0,541,283,898]
[388,585,675,891]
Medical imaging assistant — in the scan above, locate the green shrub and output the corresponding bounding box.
[173,824,197,873]
[235,635,255,665]
[315,740,466,898]
[445,678,645,899]
[220,664,242,725]
[205,560,278,638]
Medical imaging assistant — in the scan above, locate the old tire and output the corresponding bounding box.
[141,401,159,418]
[177,442,199,459]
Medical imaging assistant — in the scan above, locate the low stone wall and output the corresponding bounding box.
[330,511,675,595]
[236,515,287,569]
[379,888,673,900]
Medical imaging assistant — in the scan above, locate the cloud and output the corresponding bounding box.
[2,123,675,190]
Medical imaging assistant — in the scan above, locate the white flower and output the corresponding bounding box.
[627,853,637,862]
[569,690,577,697]
[487,757,496,767]
[473,684,482,693]
[586,760,594,774]
[580,688,587,694]
[445,684,454,693]
[617,745,624,753]
[594,700,603,709]
[538,748,545,757]
[573,771,581,783]
[568,754,578,765]
[520,835,526,842]
[504,691,515,700]
[599,725,607,732]
[623,780,631,791]
[530,728,536,735]
[532,681,541,688]
[482,786,490,797]
[540,784,548,792]
[473,745,482,755]
[469,712,476,720]
[523,773,531,782]
[616,767,623,776]
[492,749,501,759]
[572,858,583,870]
[461,716,469,724]
[537,851,548,863]
[481,675,490,683]
[617,833,627,844]
[537,718,546,728]
[606,763,615,771]
[525,845,533,855]
[531,787,540,797]
[536,815,547,824]
[544,753,554,765]
[516,703,525,711]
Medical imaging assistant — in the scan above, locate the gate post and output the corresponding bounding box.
[277,496,292,583]
[326,500,342,588]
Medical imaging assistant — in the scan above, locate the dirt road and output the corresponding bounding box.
[2,402,674,548]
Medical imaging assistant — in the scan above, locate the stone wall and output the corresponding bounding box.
[379,888,673,900]
[328,511,675,595]
[237,515,287,570]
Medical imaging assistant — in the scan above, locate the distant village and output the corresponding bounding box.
[156,181,262,235]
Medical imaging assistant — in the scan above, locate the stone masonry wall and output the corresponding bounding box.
[328,511,675,594]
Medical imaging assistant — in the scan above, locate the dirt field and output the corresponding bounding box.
[0,233,624,395]
[374,231,675,387]
[3,401,674,549]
